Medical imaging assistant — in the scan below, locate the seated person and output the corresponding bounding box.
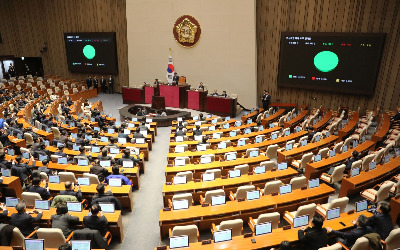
[368,202,393,240]
[11,201,43,238]
[93,183,113,200]
[307,127,316,142]
[33,143,50,159]
[175,127,185,137]
[105,166,132,186]
[107,137,119,149]
[345,150,360,173]
[136,108,143,116]
[60,181,82,201]
[118,127,130,139]
[133,128,145,139]
[37,159,53,176]
[83,203,108,237]
[298,215,328,250]
[97,148,113,162]
[326,215,372,248]
[11,156,34,186]
[138,121,150,134]
[54,144,67,157]
[117,149,140,166]
[51,204,79,237]
[197,136,209,146]
[220,91,228,98]
[193,125,203,136]
[90,159,109,182]
[0,152,11,169]
[59,243,72,250]
[28,177,51,200]
[198,82,205,91]
[160,110,167,116]
[211,90,219,96]
[198,113,205,121]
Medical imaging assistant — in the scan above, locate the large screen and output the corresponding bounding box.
[64,32,118,74]
[277,32,385,95]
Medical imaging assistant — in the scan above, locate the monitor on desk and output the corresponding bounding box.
[369,161,377,170]
[285,144,293,151]
[100,137,109,142]
[124,129,131,135]
[208,126,215,131]
[91,146,100,153]
[17,133,22,139]
[197,145,207,151]
[49,175,60,184]
[6,197,19,207]
[70,240,91,250]
[353,140,359,147]
[194,135,203,141]
[255,136,263,143]
[7,149,14,156]
[146,118,152,123]
[293,215,309,228]
[246,190,260,201]
[202,172,214,182]
[255,222,272,236]
[235,121,242,127]
[225,117,231,121]
[177,117,183,122]
[78,177,90,186]
[195,121,202,126]
[296,127,302,133]
[301,140,308,146]
[128,123,135,128]
[270,123,275,128]
[279,184,292,195]
[213,133,221,139]
[287,116,291,122]
[223,123,229,129]
[139,131,148,137]
[218,142,227,149]
[25,239,44,250]
[73,145,80,151]
[271,133,278,140]
[22,152,30,159]
[85,135,93,140]
[175,146,185,153]
[258,125,264,131]
[1,168,10,177]
[35,200,50,210]
[226,153,236,161]
[78,159,89,166]
[169,235,189,249]
[175,136,184,142]
[395,148,400,157]
[107,129,115,134]
[244,128,251,134]
[98,202,115,213]
[174,176,187,185]
[351,167,360,177]
[94,127,101,132]
[384,155,390,163]
[308,178,319,189]
[58,158,67,165]
[247,119,252,124]
[326,207,341,220]
[314,154,322,162]
[109,148,119,155]
[254,166,266,174]
[213,229,232,243]
[67,202,82,212]
[100,160,111,167]
[342,145,348,153]
[71,133,77,139]
[136,138,146,144]
[228,169,241,178]
[44,140,50,147]
[122,160,134,168]
[118,138,127,144]
[278,162,288,170]
[174,158,186,166]
[132,117,138,122]
[229,131,236,137]
[200,156,211,164]
[356,200,368,212]
[237,139,246,146]
[284,130,290,136]
[172,199,189,210]
[249,150,259,158]
[211,195,226,206]
[315,135,321,142]
[193,116,198,120]
[329,150,336,157]
[108,178,122,187]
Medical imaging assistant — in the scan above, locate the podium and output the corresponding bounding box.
[152,96,165,110]
[186,90,208,111]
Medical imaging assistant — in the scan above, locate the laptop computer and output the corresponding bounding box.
[122,160,134,168]
[342,145,348,152]
[6,197,19,207]
[98,202,115,213]
[38,155,47,162]
[35,200,50,210]
[100,160,111,167]
[213,229,232,243]
[255,222,272,236]
[174,158,186,166]
[301,140,308,146]
[235,121,242,126]
[108,178,122,187]
[25,239,44,250]
[22,152,30,159]
[172,199,189,210]
[223,124,229,129]
[67,202,82,212]
[284,130,290,136]
[77,177,90,186]
[258,126,264,131]
[209,126,216,131]
[244,128,251,134]
[169,235,189,249]
[70,240,91,250]
[279,184,292,195]
[326,207,341,220]
[293,215,309,228]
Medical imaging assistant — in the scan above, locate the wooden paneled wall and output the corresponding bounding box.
[257,0,400,113]
[0,0,128,92]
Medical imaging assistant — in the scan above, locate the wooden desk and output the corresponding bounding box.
[158,184,335,238]
[338,112,359,141]
[339,155,400,198]
[305,140,376,179]
[278,135,339,162]
[283,110,308,129]
[390,196,400,225]
[162,168,298,206]
[206,96,237,117]
[261,109,285,127]
[1,176,23,199]
[47,182,133,211]
[371,114,390,143]
[313,111,333,131]
[241,108,264,122]
[156,211,371,249]
[5,207,123,242]
[186,90,208,111]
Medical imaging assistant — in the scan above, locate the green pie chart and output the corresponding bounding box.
[83,45,96,60]
[314,51,339,72]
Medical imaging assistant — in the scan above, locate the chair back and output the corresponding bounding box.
[351,160,362,170]
[201,154,215,162]
[266,144,278,159]
[290,176,307,190]
[333,142,344,154]
[59,172,77,183]
[299,152,314,169]
[385,228,400,250]
[235,185,255,200]
[218,219,243,237]
[384,144,393,156]
[351,236,374,250]
[176,171,193,182]
[10,227,25,247]
[343,137,353,149]
[294,203,317,219]
[318,147,329,158]
[37,228,66,248]
[362,154,376,171]
[24,133,34,146]
[83,173,100,185]
[263,180,282,195]
[234,164,249,175]
[175,156,190,165]
[256,212,280,229]
[374,148,385,163]
[278,116,285,126]
[205,169,221,178]
[328,197,349,213]
[376,182,393,203]
[172,193,193,207]
[172,225,199,243]
[51,127,61,139]
[331,164,346,184]
[21,192,42,206]
[204,189,225,204]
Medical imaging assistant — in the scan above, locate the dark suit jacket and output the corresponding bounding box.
[28,185,50,200]
[60,189,82,202]
[133,132,144,139]
[368,213,393,240]
[173,75,179,83]
[331,226,373,247]
[100,79,106,86]
[83,215,108,236]
[345,156,360,172]
[51,214,79,236]
[54,151,67,158]
[193,130,203,136]
[175,130,186,137]
[108,77,114,85]
[298,227,328,250]
[90,165,109,182]
[11,164,33,184]
[11,212,43,237]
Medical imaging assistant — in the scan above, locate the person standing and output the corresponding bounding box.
[8,64,16,78]
[173,72,179,84]
[108,75,114,94]
[100,76,107,94]
[86,76,92,89]
[93,76,99,94]
[262,90,271,110]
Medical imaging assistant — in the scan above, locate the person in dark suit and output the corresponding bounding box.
[175,127,185,137]
[132,128,145,140]
[28,177,50,200]
[345,150,360,173]
[11,156,34,186]
[60,181,82,201]
[298,215,328,250]
[0,153,11,169]
[211,90,219,96]
[193,125,203,136]
[8,64,16,77]
[86,76,92,89]
[93,183,113,200]
[93,76,99,94]
[198,82,205,91]
[66,97,73,107]
[11,201,43,238]
[326,215,373,248]
[118,127,130,139]
[220,91,228,98]
[90,159,109,182]
[117,149,140,166]
[108,75,114,94]
[100,76,107,94]
[54,145,67,158]
[368,202,393,240]
[83,203,108,236]
[97,149,113,162]
[307,127,316,142]
[51,204,79,237]
[172,72,179,84]
[262,90,271,110]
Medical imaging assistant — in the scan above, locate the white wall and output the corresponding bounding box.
[126,0,257,108]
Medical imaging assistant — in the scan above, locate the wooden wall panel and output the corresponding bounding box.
[0,0,128,92]
[257,0,400,112]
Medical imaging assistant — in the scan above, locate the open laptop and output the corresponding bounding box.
[255,222,272,236]
[124,129,131,135]
[228,169,241,178]
[169,235,189,249]
[91,146,100,153]
[67,202,82,212]
[78,159,89,166]
[174,176,187,185]
[35,200,50,210]
[100,160,111,167]
[122,160,134,168]
[22,152,30,159]
[98,202,115,213]
[6,197,19,207]
[308,178,320,189]
[85,135,93,140]
[39,155,47,162]
[77,177,90,186]
[235,121,242,126]
[279,184,292,195]
[326,207,341,220]
[213,229,232,243]
[172,199,189,210]
[108,178,122,187]
[49,175,60,184]
[211,195,226,206]
[58,158,68,164]
[356,200,368,212]
[25,239,44,250]
[293,215,309,228]
[246,190,260,201]
[70,240,91,250]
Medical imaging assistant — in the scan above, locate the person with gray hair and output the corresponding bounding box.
[368,202,393,240]
[10,201,43,238]
[326,214,373,248]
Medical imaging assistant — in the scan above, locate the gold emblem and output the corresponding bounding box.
[173,15,201,48]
